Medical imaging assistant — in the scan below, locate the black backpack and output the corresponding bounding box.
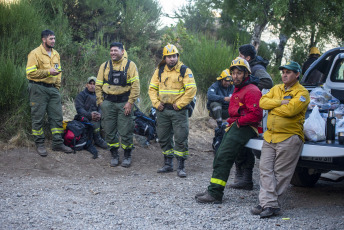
[133,105,157,143]
[158,64,196,117]
[63,115,98,158]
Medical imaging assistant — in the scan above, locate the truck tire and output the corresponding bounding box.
[290,167,321,187]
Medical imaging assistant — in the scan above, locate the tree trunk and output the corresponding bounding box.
[251,19,268,52]
[275,33,289,66]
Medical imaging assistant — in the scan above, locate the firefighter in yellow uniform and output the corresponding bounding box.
[148,44,197,178]
[95,42,140,168]
[26,29,72,156]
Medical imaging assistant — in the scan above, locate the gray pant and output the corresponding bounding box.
[259,135,303,208]
[209,102,229,122]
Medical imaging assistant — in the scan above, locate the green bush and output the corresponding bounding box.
[181,35,236,94]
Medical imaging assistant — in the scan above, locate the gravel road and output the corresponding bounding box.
[1,120,344,229]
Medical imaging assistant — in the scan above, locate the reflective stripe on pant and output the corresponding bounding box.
[156,109,189,159]
[28,83,64,147]
[259,135,303,209]
[208,123,257,200]
[209,102,229,121]
[91,120,101,133]
[101,100,134,150]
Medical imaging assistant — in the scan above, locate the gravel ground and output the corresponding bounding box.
[1,120,344,229]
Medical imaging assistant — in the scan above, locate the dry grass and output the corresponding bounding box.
[190,94,209,120]
[62,97,77,121]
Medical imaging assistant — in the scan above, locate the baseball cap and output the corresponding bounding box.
[279,61,301,73]
[87,76,97,84]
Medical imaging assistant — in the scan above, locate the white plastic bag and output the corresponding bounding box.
[304,105,326,141]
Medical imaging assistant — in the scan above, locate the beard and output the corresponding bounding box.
[45,42,54,49]
[167,62,177,68]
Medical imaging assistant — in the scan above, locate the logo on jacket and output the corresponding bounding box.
[54,64,59,69]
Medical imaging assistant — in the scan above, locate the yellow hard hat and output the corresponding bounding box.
[309,47,320,55]
[163,44,179,57]
[217,69,232,81]
[230,57,251,74]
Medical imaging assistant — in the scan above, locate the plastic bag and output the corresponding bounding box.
[308,87,340,110]
[304,105,326,141]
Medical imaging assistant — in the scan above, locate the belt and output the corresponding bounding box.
[29,80,55,88]
[164,104,187,110]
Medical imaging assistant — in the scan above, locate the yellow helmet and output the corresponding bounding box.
[163,44,179,57]
[230,57,251,74]
[217,69,232,81]
[309,47,320,55]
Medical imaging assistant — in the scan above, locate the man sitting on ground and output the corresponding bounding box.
[75,76,107,149]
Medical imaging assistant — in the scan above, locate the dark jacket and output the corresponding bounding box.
[302,56,318,75]
[249,56,273,90]
[227,76,263,129]
[207,81,234,110]
[75,88,100,121]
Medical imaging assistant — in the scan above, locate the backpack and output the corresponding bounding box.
[158,64,196,117]
[63,115,96,157]
[133,105,157,143]
[212,122,228,155]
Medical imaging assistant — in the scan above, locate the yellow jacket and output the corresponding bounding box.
[260,81,310,143]
[148,61,197,109]
[95,57,140,105]
[26,44,62,89]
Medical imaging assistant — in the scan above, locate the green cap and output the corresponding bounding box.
[279,61,301,73]
[87,76,97,83]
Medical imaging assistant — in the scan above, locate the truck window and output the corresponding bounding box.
[331,59,344,82]
[303,57,331,86]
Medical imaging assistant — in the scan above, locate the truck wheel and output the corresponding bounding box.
[290,167,321,187]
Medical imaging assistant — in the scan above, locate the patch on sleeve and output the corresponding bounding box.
[210,89,215,92]
[299,96,306,102]
[188,74,193,78]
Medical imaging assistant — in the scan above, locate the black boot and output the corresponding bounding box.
[121,149,132,168]
[177,157,187,178]
[157,156,173,173]
[94,133,108,149]
[110,147,119,167]
[229,167,253,190]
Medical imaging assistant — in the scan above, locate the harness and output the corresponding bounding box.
[103,59,131,103]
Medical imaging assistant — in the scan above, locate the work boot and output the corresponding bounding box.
[157,156,173,173]
[86,144,98,159]
[196,191,222,204]
[177,157,187,178]
[195,190,208,199]
[52,144,73,153]
[110,147,119,167]
[260,207,281,218]
[250,205,263,215]
[94,133,108,149]
[229,168,253,190]
[121,149,132,168]
[36,143,48,157]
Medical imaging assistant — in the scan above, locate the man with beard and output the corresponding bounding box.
[95,42,140,168]
[74,76,107,149]
[148,44,197,178]
[195,57,262,203]
[26,29,72,156]
[207,69,234,127]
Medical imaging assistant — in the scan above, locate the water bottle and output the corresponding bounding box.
[326,109,336,144]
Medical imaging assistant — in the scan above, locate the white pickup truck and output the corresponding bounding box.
[245,47,344,187]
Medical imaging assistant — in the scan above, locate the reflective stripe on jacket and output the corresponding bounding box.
[260,81,310,143]
[26,44,62,89]
[95,56,140,105]
[148,61,197,109]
